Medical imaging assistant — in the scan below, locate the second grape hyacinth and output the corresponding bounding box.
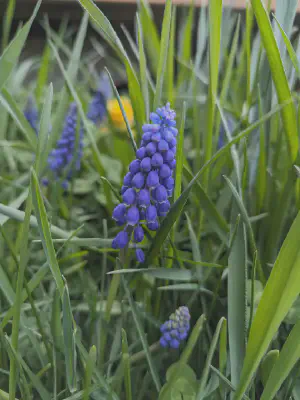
[112,103,177,262]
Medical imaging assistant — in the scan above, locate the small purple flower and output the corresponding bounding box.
[87,74,112,125]
[160,306,191,349]
[111,103,177,262]
[46,102,83,187]
[24,96,38,135]
[136,248,145,263]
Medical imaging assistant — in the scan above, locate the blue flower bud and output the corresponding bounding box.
[132,172,145,189]
[147,220,159,231]
[153,185,168,203]
[142,123,160,133]
[146,171,159,187]
[151,133,161,142]
[121,185,129,195]
[141,157,152,172]
[112,203,127,222]
[168,159,176,170]
[126,206,140,226]
[146,142,157,156]
[134,226,144,242]
[136,248,145,263]
[159,164,172,179]
[142,132,152,142]
[170,137,176,147]
[162,177,174,190]
[146,205,157,222]
[150,112,161,123]
[123,172,133,186]
[151,152,164,167]
[136,147,146,159]
[158,140,169,152]
[163,150,174,162]
[129,159,141,174]
[122,188,136,204]
[112,230,129,249]
[157,201,170,217]
[138,189,151,207]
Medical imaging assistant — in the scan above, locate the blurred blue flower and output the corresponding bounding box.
[217,114,236,149]
[160,306,191,349]
[112,103,177,262]
[47,102,83,188]
[87,74,112,125]
[24,95,38,135]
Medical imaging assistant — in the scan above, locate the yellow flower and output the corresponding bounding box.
[107,96,134,131]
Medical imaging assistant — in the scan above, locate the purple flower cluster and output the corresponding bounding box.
[160,306,191,349]
[87,74,112,125]
[24,96,38,135]
[111,103,177,262]
[47,102,83,188]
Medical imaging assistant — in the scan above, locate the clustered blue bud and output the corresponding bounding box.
[160,306,191,349]
[24,96,39,135]
[112,103,177,262]
[47,102,83,188]
[87,75,112,125]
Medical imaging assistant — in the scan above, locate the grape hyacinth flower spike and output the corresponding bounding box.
[87,73,112,125]
[160,306,191,349]
[24,95,39,135]
[112,103,177,262]
[46,102,83,189]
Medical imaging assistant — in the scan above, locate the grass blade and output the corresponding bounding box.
[0,0,41,91]
[137,14,149,121]
[8,190,32,400]
[30,169,64,295]
[62,282,77,393]
[234,211,300,399]
[153,0,172,109]
[261,319,300,399]
[122,276,161,392]
[203,0,222,188]
[228,216,247,388]
[121,329,132,400]
[250,0,298,161]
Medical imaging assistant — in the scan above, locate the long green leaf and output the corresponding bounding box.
[234,211,300,399]
[122,276,161,392]
[250,0,298,161]
[0,0,41,90]
[228,217,246,388]
[153,0,172,109]
[34,84,53,175]
[261,319,300,399]
[0,88,37,149]
[30,169,64,295]
[203,0,222,188]
[63,282,77,393]
[9,190,32,400]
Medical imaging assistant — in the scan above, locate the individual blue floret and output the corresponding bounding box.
[111,103,177,262]
[47,102,83,188]
[24,95,39,135]
[160,306,191,349]
[87,74,112,125]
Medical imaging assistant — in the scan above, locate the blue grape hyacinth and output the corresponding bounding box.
[47,102,83,188]
[24,96,39,135]
[112,103,177,262]
[160,306,191,349]
[87,74,112,125]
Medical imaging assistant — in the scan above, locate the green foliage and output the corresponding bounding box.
[1,0,300,399]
